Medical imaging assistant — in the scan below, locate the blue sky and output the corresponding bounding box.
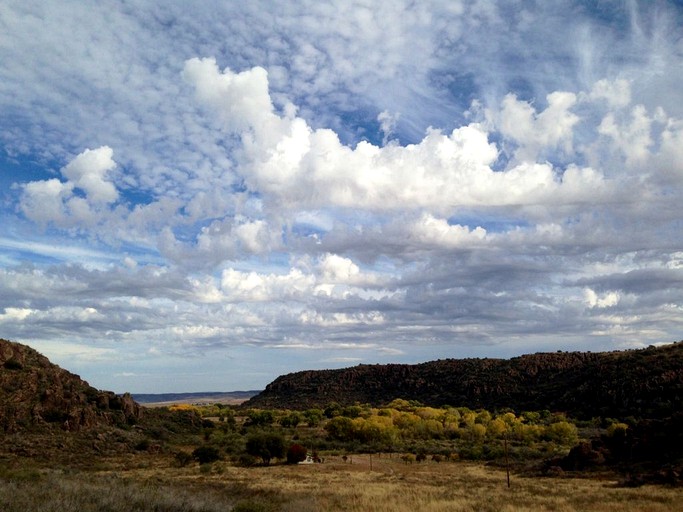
[1,0,683,393]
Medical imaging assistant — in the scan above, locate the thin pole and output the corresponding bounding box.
[504,433,510,488]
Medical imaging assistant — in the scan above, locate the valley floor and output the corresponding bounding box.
[1,453,682,512]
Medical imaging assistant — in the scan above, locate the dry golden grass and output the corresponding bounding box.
[2,453,681,511]
[229,455,683,512]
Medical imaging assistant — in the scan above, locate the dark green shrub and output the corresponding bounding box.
[134,438,150,451]
[246,432,286,465]
[192,445,221,464]
[3,359,23,370]
[280,412,302,428]
[303,408,324,427]
[245,410,275,427]
[174,451,193,467]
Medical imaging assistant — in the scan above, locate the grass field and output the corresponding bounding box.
[1,453,681,511]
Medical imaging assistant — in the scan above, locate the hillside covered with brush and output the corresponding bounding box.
[0,338,142,433]
[245,341,683,419]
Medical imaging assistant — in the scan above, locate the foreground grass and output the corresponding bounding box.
[1,454,681,512]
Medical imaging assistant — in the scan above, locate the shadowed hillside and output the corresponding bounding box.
[0,338,142,433]
[245,341,683,419]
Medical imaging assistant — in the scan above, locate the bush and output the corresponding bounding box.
[235,453,258,467]
[246,432,287,465]
[280,412,302,428]
[174,451,193,467]
[546,421,579,446]
[3,359,23,370]
[303,408,324,427]
[134,438,150,451]
[246,410,275,427]
[192,445,221,464]
[325,416,355,441]
[401,454,416,464]
[286,443,308,464]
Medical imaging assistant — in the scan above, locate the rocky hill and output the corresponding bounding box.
[0,338,143,433]
[245,341,683,419]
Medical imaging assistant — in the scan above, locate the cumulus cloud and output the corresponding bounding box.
[182,58,276,135]
[61,146,118,204]
[183,61,618,219]
[19,146,118,227]
[496,92,579,163]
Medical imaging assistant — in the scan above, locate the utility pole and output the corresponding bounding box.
[504,432,511,488]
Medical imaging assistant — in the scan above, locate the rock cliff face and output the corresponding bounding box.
[245,341,683,419]
[0,338,142,433]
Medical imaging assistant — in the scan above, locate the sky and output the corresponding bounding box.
[1,0,683,394]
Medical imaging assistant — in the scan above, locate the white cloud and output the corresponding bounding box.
[584,288,620,309]
[195,218,280,259]
[407,214,487,249]
[589,78,632,108]
[318,253,361,283]
[0,307,34,322]
[495,92,579,163]
[220,267,314,302]
[598,105,654,167]
[299,310,385,327]
[182,58,276,135]
[184,62,619,220]
[61,146,118,204]
[377,110,400,145]
[19,146,118,227]
[28,339,118,364]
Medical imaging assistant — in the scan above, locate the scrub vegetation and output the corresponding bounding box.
[2,400,683,511]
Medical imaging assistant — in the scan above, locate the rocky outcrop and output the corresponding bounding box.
[0,338,142,433]
[245,341,683,420]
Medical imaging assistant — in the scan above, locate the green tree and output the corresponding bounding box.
[546,421,579,446]
[486,417,507,438]
[192,445,221,464]
[325,416,355,441]
[324,402,343,418]
[303,408,324,427]
[280,411,302,428]
[246,409,275,427]
[341,404,364,418]
[246,432,287,465]
[475,410,492,425]
[387,399,414,412]
[467,423,487,442]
